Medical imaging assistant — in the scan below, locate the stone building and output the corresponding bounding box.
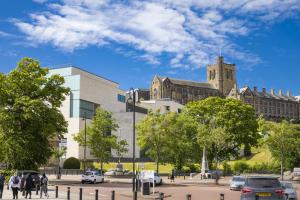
[150,56,300,121]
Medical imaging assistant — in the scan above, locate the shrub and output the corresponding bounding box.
[233,161,249,174]
[63,157,80,169]
[223,161,232,175]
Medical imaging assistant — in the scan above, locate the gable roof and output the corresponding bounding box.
[155,75,216,89]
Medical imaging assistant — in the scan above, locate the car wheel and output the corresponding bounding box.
[285,194,288,200]
[93,179,97,184]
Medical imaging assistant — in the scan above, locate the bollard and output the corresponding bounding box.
[160,192,164,200]
[186,194,192,200]
[55,186,58,198]
[95,189,99,200]
[111,190,115,200]
[79,188,83,200]
[133,191,137,200]
[220,193,224,200]
[67,187,70,200]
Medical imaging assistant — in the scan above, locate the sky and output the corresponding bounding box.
[0,0,300,95]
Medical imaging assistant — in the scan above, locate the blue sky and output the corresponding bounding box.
[0,0,300,95]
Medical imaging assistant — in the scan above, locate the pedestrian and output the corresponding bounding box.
[24,175,34,199]
[40,173,49,198]
[9,172,21,199]
[170,170,175,183]
[35,175,40,195]
[20,174,25,197]
[0,172,5,199]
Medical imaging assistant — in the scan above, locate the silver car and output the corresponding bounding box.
[230,176,246,190]
[241,176,285,200]
[281,182,297,200]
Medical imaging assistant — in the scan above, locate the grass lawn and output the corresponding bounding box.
[94,162,174,173]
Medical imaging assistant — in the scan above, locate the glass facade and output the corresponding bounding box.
[80,99,100,119]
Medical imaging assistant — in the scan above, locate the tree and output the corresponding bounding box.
[163,112,199,171]
[184,97,260,165]
[115,139,129,163]
[136,110,169,173]
[73,107,119,171]
[265,121,300,180]
[52,146,67,179]
[0,58,69,170]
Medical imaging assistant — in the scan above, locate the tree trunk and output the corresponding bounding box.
[281,156,283,181]
[156,158,159,173]
[101,160,103,172]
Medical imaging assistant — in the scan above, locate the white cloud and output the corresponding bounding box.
[15,0,300,69]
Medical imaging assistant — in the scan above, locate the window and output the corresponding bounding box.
[117,94,126,103]
[165,106,170,112]
[80,99,99,119]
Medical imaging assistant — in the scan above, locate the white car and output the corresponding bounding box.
[81,171,104,184]
[282,182,298,200]
[104,169,116,176]
[230,176,245,191]
[142,172,163,185]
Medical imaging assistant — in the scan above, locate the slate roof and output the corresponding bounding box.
[155,75,216,89]
[239,86,299,102]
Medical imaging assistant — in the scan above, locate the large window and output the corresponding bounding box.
[117,94,126,103]
[80,99,100,119]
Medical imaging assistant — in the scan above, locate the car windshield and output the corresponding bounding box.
[282,183,293,189]
[233,177,245,182]
[84,172,93,176]
[246,178,280,188]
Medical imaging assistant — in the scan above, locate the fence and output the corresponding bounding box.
[44,186,235,200]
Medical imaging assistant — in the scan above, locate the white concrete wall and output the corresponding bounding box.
[138,99,184,113]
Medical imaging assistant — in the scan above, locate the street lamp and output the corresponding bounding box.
[82,112,87,171]
[127,88,138,195]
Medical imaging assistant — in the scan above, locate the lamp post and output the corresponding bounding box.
[127,88,137,194]
[82,112,87,171]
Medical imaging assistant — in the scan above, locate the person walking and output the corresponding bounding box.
[24,175,34,199]
[9,173,21,199]
[0,172,5,199]
[40,173,49,199]
[170,170,175,183]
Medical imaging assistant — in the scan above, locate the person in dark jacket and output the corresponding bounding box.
[24,175,34,199]
[0,172,5,199]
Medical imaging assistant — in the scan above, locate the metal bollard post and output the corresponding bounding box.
[67,187,70,200]
[186,194,192,200]
[160,192,164,200]
[55,186,58,198]
[220,193,224,200]
[95,190,99,200]
[133,191,137,200]
[111,190,115,200]
[79,188,83,200]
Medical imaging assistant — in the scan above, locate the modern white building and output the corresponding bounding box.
[49,67,185,163]
[49,66,138,161]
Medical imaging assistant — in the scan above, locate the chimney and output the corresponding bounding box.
[253,86,257,92]
[287,90,291,97]
[270,89,275,95]
[279,89,282,96]
[262,88,266,93]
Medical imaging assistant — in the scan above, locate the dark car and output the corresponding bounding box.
[18,170,40,190]
[241,176,285,200]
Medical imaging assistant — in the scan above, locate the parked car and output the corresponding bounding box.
[104,169,116,176]
[18,170,40,190]
[241,176,285,200]
[141,172,162,185]
[292,168,300,181]
[230,176,245,191]
[81,170,104,184]
[281,182,297,200]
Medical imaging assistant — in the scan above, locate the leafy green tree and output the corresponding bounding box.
[137,110,169,173]
[0,58,69,170]
[73,107,119,171]
[163,112,199,171]
[185,97,260,165]
[115,139,129,163]
[52,146,67,179]
[265,121,300,180]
